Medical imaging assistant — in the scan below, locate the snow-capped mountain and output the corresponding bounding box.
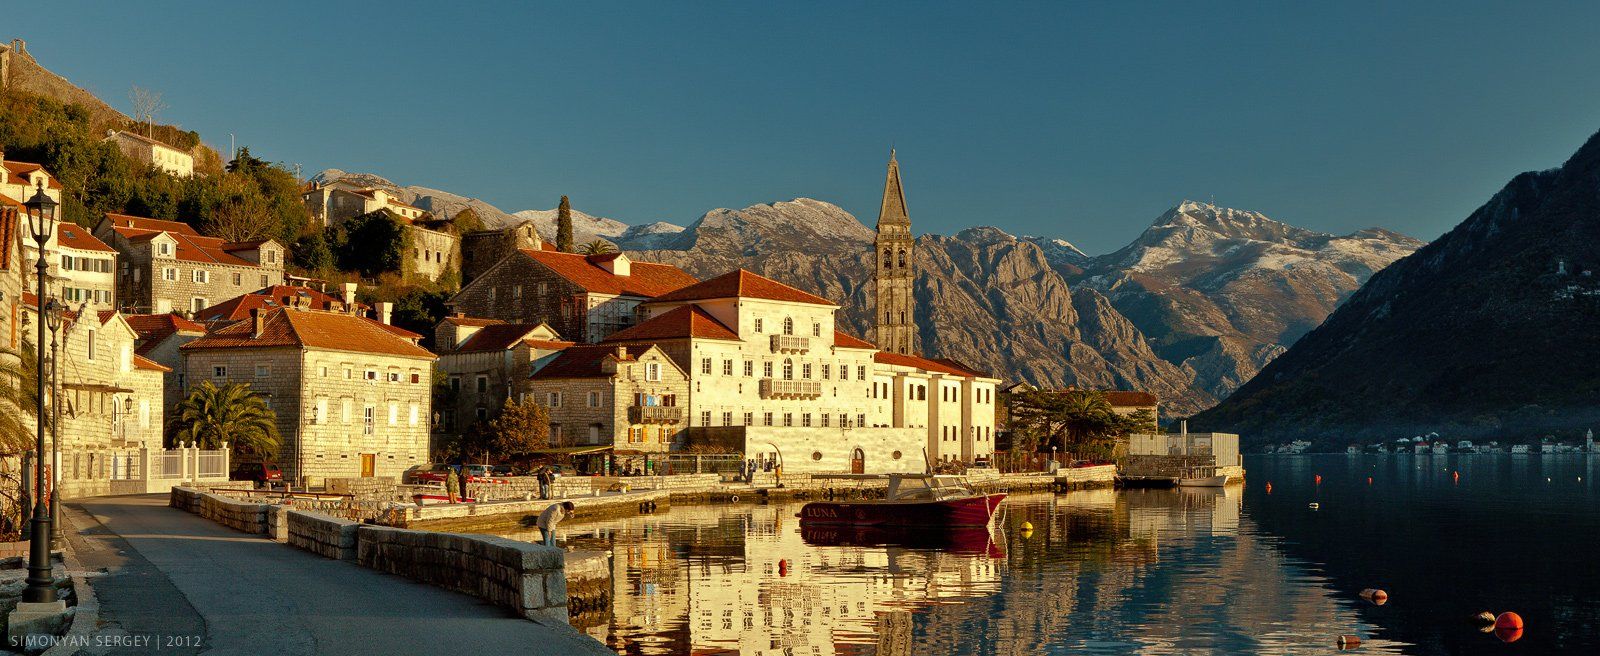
[1073,200,1423,398]
[310,169,524,227]
[510,206,677,247]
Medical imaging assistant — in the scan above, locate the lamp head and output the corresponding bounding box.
[23,182,58,244]
[44,299,64,333]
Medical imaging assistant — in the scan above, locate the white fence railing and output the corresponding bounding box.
[107,443,232,494]
[198,452,226,478]
[156,452,185,479]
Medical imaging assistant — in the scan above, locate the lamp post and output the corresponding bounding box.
[45,301,64,546]
[21,184,58,604]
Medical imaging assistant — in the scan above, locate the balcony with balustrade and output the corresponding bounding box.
[628,405,684,425]
[760,378,823,399]
[770,334,810,354]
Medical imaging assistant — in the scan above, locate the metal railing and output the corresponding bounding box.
[155,452,186,479]
[197,451,226,478]
[759,378,822,399]
[628,405,684,424]
[109,453,141,481]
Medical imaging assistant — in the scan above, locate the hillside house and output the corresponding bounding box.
[447,250,698,343]
[431,316,573,441]
[105,130,194,178]
[92,213,285,315]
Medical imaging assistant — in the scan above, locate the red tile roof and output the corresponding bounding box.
[523,339,575,351]
[455,324,572,354]
[196,285,358,322]
[440,316,505,328]
[1103,390,1159,407]
[873,351,988,378]
[132,354,171,372]
[124,313,208,355]
[181,307,435,359]
[532,344,653,380]
[518,249,698,298]
[603,305,739,343]
[833,330,876,349]
[650,269,836,306]
[56,224,115,253]
[105,213,273,267]
[3,161,63,190]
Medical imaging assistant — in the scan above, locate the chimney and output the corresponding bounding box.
[377,301,393,325]
[616,345,627,360]
[341,282,357,309]
[250,308,265,338]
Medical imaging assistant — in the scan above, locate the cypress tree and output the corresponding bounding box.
[556,195,574,252]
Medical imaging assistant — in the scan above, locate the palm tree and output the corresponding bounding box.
[169,382,281,461]
[579,239,616,255]
[0,347,41,456]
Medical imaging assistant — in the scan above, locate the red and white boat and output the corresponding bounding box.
[798,474,1005,528]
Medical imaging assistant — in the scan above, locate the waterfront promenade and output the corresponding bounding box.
[64,495,610,655]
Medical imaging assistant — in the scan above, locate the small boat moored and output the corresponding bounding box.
[1176,466,1229,488]
[798,473,1005,528]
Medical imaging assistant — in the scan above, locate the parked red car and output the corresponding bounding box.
[233,462,284,488]
[410,464,503,484]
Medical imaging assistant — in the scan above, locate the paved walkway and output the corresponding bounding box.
[66,495,611,655]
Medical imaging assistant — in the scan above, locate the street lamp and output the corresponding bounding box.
[44,300,64,546]
[22,182,58,604]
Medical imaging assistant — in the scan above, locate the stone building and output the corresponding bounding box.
[527,344,689,472]
[301,181,428,227]
[460,220,542,285]
[93,213,285,315]
[105,130,194,178]
[405,218,460,284]
[0,149,63,209]
[180,307,436,486]
[21,302,167,497]
[595,268,1000,474]
[125,313,208,411]
[447,249,698,343]
[22,223,117,309]
[873,150,916,356]
[431,316,573,440]
[193,283,369,324]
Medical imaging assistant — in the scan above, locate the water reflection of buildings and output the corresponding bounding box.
[553,503,1005,655]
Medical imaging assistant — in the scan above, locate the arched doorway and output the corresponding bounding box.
[850,448,866,474]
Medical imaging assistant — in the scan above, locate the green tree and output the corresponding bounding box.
[336,209,411,277]
[450,207,486,234]
[0,348,41,456]
[556,195,574,252]
[168,382,281,462]
[484,397,551,459]
[1009,389,1132,460]
[578,239,615,255]
[291,232,335,272]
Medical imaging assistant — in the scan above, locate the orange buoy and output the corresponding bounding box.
[1495,612,1523,630]
[1453,471,1460,483]
[1359,589,1388,605]
[1265,482,1273,494]
[1315,474,1323,485]
[1495,626,1523,643]
[1337,635,1361,649]
[778,559,789,576]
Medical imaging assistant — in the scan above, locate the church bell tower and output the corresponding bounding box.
[874,150,915,355]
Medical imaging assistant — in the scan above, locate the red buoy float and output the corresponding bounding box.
[1495,612,1523,630]
[1265,482,1273,494]
[1315,474,1323,485]
[1359,589,1388,605]
[1366,477,1373,485]
[778,559,789,577]
[1337,635,1361,649]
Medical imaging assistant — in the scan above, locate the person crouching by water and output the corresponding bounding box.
[536,465,554,500]
[539,501,576,547]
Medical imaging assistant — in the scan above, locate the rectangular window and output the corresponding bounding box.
[409,403,419,426]
[449,377,460,392]
[821,414,830,427]
[812,322,821,337]
[701,358,712,375]
[191,269,207,283]
[801,413,811,427]
[213,366,227,378]
[763,412,773,427]
[255,365,269,377]
[387,372,400,383]
[743,361,753,377]
[762,361,773,378]
[821,364,830,379]
[802,363,812,379]
[645,363,661,382]
[722,359,733,376]
[721,411,732,426]
[547,392,562,408]
[587,391,600,408]
[513,285,522,300]
[363,406,375,435]
[857,365,866,380]
[342,398,352,423]
[365,370,378,381]
[700,411,712,426]
[260,275,269,287]
[743,412,753,426]
[232,272,242,286]
[87,331,96,360]
[782,413,793,427]
[476,376,487,393]
[314,398,328,424]
[388,402,398,426]
[857,413,866,427]
[163,267,176,281]
[754,318,764,333]
[411,373,421,384]
[840,413,849,427]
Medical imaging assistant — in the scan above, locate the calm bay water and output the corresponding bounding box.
[494,454,1600,654]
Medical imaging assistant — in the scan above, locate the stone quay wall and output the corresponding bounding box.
[356,524,569,623]
[192,490,271,534]
[287,510,360,561]
[397,490,671,532]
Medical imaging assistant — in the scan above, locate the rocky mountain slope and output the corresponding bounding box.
[631,200,1218,413]
[312,169,526,228]
[1192,129,1600,446]
[1069,201,1421,398]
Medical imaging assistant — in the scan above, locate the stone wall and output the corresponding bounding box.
[448,252,590,340]
[356,524,569,623]
[740,426,928,475]
[189,489,270,534]
[287,509,359,561]
[325,476,397,499]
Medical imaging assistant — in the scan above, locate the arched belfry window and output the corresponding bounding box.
[883,249,893,267]
[897,250,907,267]
[783,317,794,335]
[782,358,794,380]
[899,311,906,324]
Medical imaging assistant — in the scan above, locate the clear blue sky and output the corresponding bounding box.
[12,2,1600,254]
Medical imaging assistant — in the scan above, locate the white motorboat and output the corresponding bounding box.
[1176,466,1229,488]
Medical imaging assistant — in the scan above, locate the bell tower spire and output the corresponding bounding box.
[873,149,915,355]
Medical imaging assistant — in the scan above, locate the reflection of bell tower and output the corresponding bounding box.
[874,150,915,355]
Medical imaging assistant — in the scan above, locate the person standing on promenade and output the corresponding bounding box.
[536,466,554,500]
[538,501,575,547]
[445,467,460,503]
